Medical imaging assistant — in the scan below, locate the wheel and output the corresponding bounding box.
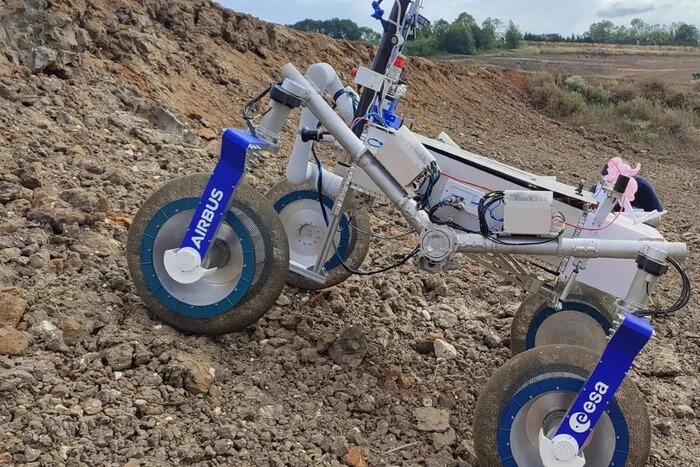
[474,344,651,467]
[266,179,371,290]
[127,174,289,335]
[510,282,618,355]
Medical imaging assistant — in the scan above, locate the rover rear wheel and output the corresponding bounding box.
[266,180,371,290]
[510,283,618,355]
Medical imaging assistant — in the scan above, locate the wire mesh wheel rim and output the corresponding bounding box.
[510,282,618,356]
[127,174,289,335]
[266,179,371,291]
[473,344,651,467]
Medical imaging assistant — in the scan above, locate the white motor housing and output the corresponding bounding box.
[369,125,436,188]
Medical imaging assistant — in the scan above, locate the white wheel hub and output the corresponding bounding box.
[278,198,343,268]
[163,247,216,285]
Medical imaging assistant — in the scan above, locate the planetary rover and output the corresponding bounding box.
[126,1,691,465]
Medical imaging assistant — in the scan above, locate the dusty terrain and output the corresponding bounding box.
[0,1,698,466]
[455,49,700,83]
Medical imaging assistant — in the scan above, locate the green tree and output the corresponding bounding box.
[455,12,477,27]
[441,21,477,55]
[477,18,501,50]
[674,23,700,46]
[289,18,379,42]
[505,21,522,49]
[587,20,616,43]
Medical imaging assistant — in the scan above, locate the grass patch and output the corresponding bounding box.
[527,72,700,147]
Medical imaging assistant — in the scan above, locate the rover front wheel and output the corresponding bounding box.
[127,174,289,335]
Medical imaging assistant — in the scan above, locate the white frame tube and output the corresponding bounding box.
[286,63,355,190]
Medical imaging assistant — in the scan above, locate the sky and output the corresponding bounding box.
[218,0,700,35]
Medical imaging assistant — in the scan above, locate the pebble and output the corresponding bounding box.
[0,292,27,329]
[673,404,695,419]
[0,181,22,203]
[328,325,368,369]
[275,294,291,306]
[59,317,84,345]
[83,398,103,415]
[647,349,682,377]
[34,320,66,351]
[331,436,349,456]
[0,328,28,355]
[433,339,458,360]
[414,407,451,432]
[433,427,457,449]
[102,343,134,370]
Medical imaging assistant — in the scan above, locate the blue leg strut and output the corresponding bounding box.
[163,129,267,285]
[539,312,653,466]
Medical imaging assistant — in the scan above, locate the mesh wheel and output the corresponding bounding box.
[474,344,651,467]
[510,282,618,355]
[266,179,370,291]
[127,174,289,335]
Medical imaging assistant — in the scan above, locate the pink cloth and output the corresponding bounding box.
[604,157,640,202]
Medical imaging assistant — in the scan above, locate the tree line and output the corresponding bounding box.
[289,14,523,57]
[405,14,522,56]
[289,18,381,43]
[289,15,700,56]
[525,19,700,47]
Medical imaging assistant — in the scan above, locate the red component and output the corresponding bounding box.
[394,55,406,69]
[350,67,358,78]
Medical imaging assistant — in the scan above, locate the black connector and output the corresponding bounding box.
[635,254,669,277]
[300,127,325,143]
[270,84,303,109]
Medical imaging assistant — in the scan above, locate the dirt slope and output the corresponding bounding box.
[0,1,698,466]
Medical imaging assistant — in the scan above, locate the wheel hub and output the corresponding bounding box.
[511,390,615,466]
[153,210,245,306]
[298,222,321,246]
[277,198,345,269]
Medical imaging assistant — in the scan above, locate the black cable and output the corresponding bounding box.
[637,257,691,317]
[312,145,329,227]
[475,191,564,246]
[312,144,420,276]
[428,201,479,234]
[242,84,274,136]
[478,191,505,237]
[416,163,439,211]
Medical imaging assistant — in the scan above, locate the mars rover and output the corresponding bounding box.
[126,1,691,465]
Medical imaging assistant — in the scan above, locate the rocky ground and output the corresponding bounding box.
[0,1,698,466]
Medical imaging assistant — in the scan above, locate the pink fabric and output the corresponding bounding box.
[604,157,640,202]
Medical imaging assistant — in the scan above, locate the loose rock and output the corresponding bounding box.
[102,343,134,370]
[0,292,27,329]
[433,339,458,360]
[0,328,28,355]
[433,427,457,449]
[328,325,368,368]
[414,407,451,432]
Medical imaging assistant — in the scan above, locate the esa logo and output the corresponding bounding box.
[191,189,225,250]
[568,382,610,433]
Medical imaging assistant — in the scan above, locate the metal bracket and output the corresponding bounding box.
[312,167,356,274]
[290,260,328,284]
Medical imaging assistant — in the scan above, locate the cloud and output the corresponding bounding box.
[597,1,655,18]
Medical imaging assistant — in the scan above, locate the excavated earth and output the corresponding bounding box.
[0,1,698,466]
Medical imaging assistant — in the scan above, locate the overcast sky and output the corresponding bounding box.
[218,0,700,34]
